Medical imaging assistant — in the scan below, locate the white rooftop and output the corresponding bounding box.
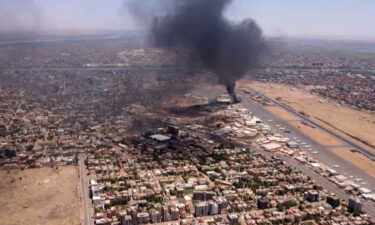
[150,134,171,142]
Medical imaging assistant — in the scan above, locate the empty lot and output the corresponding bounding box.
[248,81,375,153]
[0,166,80,225]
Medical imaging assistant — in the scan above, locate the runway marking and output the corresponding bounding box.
[325,144,351,149]
[250,89,375,159]
[285,119,302,122]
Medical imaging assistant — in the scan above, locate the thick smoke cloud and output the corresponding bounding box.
[0,0,135,33]
[0,0,41,32]
[121,0,178,28]
[124,0,265,103]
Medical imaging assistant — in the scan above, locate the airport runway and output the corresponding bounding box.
[238,92,375,189]
[252,145,375,217]
[192,87,375,215]
[250,89,375,159]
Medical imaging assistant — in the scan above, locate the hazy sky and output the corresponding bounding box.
[227,0,375,39]
[1,0,374,39]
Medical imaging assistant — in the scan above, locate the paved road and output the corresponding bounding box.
[0,65,189,72]
[192,87,375,217]
[0,33,134,46]
[239,93,375,217]
[252,145,375,217]
[250,89,375,159]
[78,155,92,225]
[2,66,375,75]
[237,93,375,189]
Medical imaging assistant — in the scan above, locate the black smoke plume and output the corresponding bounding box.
[0,0,41,32]
[125,0,265,103]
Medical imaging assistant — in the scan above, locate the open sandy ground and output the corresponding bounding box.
[329,147,375,178]
[265,106,303,121]
[289,121,344,146]
[245,81,375,154]
[264,106,344,146]
[238,80,375,178]
[0,166,80,225]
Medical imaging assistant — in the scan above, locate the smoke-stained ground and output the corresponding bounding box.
[0,0,41,32]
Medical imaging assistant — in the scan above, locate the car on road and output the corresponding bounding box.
[311,151,319,154]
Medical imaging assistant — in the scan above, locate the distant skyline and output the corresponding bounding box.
[0,0,374,40]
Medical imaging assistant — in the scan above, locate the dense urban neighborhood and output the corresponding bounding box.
[1,33,375,225]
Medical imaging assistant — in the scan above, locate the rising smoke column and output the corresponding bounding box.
[0,0,42,32]
[124,0,265,103]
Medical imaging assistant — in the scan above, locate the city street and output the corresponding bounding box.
[192,86,375,216]
[79,155,93,225]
